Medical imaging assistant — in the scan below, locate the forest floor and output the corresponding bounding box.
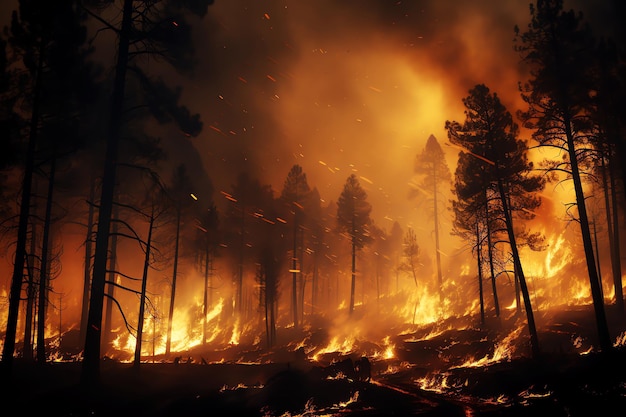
[2,305,626,416]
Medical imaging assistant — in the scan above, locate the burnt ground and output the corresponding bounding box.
[2,306,626,416]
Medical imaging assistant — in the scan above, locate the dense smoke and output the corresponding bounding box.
[186,0,534,226]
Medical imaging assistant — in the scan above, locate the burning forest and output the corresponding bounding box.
[1,0,626,416]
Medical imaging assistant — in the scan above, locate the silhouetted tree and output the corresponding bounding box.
[256,197,285,349]
[413,134,451,298]
[195,203,219,344]
[336,174,372,315]
[590,39,625,313]
[279,164,310,329]
[82,0,211,384]
[225,172,276,319]
[133,175,170,369]
[401,228,419,288]
[2,0,97,371]
[164,164,195,356]
[451,152,488,324]
[515,0,612,352]
[447,84,544,358]
[307,187,325,315]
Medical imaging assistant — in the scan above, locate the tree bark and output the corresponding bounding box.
[165,203,181,356]
[102,202,118,353]
[608,150,624,312]
[565,126,612,351]
[484,194,500,317]
[497,178,540,358]
[134,213,154,368]
[80,175,96,343]
[36,151,57,363]
[349,222,356,316]
[476,220,485,325]
[82,0,133,385]
[433,163,443,300]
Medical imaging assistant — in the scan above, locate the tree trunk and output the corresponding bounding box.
[476,220,485,325]
[36,152,57,363]
[485,195,500,317]
[291,210,299,329]
[80,175,96,343]
[82,0,133,385]
[203,245,210,345]
[497,178,540,358]
[608,150,624,312]
[565,122,612,352]
[433,165,443,299]
[23,220,37,362]
[265,295,271,348]
[237,208,244,316]
[165,203,181,356]
[134,213,154,369]
[299,229,305,324]
[102,202,118,353]
[349,228,356,316]
[311,256,318,316]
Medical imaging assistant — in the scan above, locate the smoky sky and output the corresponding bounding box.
[177,0,620,229]
[184,0,536,227]
[0,0,620,229]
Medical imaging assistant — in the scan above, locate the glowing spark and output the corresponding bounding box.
[359,176,373,185]
[521,207,537,216]
[368,86,382,93]
[172,21,178,27]
[190,193,198,201]
[209,125,226,136]
[289,269,300,273]
[266,74,276,82]
[220,190,237,203]
[445,142,495,166]
[318,160,327,166]
[264,13,270,19]
[276,217,287,224]
[238,76,247,83]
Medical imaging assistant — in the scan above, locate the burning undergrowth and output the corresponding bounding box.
[5,302,626,416]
